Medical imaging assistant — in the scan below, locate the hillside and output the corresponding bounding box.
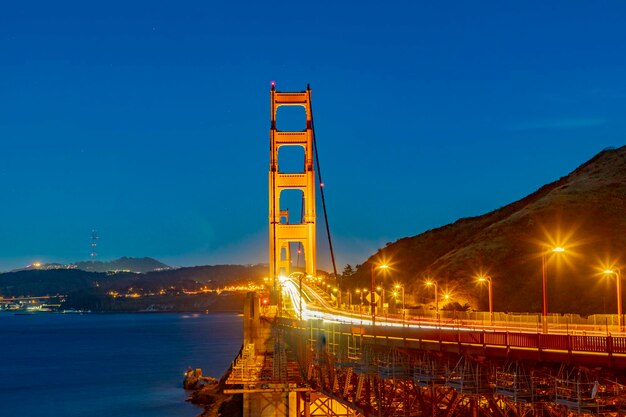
[74,257,170,273]
[0,264,267,298]
[16,257,171,274]
[346,146,626,315]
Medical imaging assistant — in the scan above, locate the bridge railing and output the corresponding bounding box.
[277,317,626,371]
[303,283,623,333]
[334,304,624,333]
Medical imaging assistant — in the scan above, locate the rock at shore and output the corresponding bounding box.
[184,368,218,390]
[184,367,242,417]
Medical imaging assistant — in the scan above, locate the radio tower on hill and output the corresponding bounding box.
[91,229,99,259]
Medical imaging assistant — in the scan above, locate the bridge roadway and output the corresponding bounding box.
[282,277,622,333]
[226,283,626,417]
[284,277,626,416]
[279,277,626,368]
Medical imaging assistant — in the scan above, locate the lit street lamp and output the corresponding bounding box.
[425,280,439,320]
[332,287,342,307]
[394,284,405,310]
[356,289,368,314]
[394,284,405,326]
[370,263,388,326]
[603,269,623,332]
[542,246,565,333]
[376,286,385,315]
[299,274,303,320]
[477,275,493,324]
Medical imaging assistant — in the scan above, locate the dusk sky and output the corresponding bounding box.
[0,1,624,271]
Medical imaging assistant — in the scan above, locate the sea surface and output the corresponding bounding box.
[0,312,243,417]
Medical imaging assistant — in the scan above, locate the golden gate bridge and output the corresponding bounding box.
[223,83,626,417]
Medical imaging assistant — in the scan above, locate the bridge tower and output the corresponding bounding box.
[269,83,316,290]
[277,210,292,275]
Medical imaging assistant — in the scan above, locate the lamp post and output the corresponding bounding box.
[332,287,342,308]
[370,263,388,326]
[299,274,303,320]
[542,246,565,333]
[376,286,385,315]
[603,269,623,332]
[394,284,405,310]
[357,289,368,314]
[425,280,439,320]
[394,284,405,326]
[477,275,493,325]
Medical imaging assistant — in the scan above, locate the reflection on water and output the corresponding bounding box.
[0,312,242,417]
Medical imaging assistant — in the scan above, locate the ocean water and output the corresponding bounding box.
[0,312,243,417]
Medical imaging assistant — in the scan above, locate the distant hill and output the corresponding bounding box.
[0,269,104,297]
[74,257,170,273]
[0,263,268,298]
[346,146,626,315]
[144,264,268,285]
[16,257,171,274]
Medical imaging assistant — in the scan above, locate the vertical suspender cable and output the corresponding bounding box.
[308,86,339,280]
[296,197,304,269]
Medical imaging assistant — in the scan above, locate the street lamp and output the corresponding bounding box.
[376,286,385,315]
[356,289,368,314]
[541,246,565,332]
[299,274,303,320]
[425,280,439,320]
[394,284,406,326]
[370,263,388,326]
[394,284,405,310]
[603,269,623,331]
[477,275,493,324]
[332,287,342,307]
[362,288,369,315]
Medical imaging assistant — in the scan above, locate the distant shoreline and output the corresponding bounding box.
[2,292,247,315]
[9,292,246,314]
[1,310,244,315]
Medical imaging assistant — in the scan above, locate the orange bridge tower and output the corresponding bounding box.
[269,83,316,290]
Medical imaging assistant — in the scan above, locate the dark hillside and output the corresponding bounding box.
[0,264,268,298]
[346,146,626,315]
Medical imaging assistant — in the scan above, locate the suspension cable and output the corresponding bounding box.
[308,85,339,280]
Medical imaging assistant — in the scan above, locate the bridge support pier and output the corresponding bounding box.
[243,292,261,346]
[243,391,295,417]
[231,292,318,417]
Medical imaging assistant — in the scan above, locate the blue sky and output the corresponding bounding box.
[0,1,624,271]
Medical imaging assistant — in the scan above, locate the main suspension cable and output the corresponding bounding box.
[309,85,339,280]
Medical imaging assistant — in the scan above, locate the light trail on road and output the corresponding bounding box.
[279,277,623,336]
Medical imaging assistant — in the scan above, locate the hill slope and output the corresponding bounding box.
[347,146,626,315]
[74,257,170,273]
[0,264,267,297]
